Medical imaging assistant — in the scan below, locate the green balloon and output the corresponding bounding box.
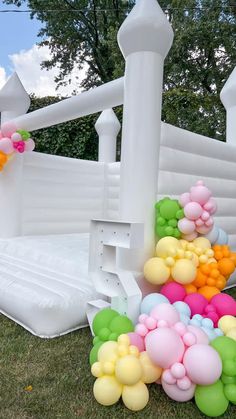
[109,315,134,335]
[109,332,118,341]
[160,199,180,220]
[224,384,236,404]
[92,308,118,336]
[98,327,110,341]
[165,226,174,236]
[17,129,30,141]
[156,225,166,238]
[168,219,178,228]
[89,341,103,365]
[221,373,236,385]
[211,336,236,361]
[195,380,229,417]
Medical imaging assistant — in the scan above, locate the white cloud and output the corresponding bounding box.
[6,44,86,97]
[0,67,7,89]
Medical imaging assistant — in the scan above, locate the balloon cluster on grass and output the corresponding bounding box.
[89,180,236,415]
[0,121,35,171]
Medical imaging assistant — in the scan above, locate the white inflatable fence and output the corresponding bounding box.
[0,0,236,337]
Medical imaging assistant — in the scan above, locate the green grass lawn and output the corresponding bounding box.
[1,288,236,419]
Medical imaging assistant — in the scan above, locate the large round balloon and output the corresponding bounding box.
[150,303,180,326]
[93,375,122,406]
[140,293,169,314]
[183,344,222,385]
[195,380,229,417]
[122,382,149,411]
[143,257,170,285]
[145,328,185,369]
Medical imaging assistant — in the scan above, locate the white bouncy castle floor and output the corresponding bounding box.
[0,233,99,337]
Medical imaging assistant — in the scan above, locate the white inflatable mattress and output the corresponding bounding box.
[0,233,99,337]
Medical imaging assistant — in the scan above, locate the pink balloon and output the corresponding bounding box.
[24,138,35,152]
[161,379,196,402]
[182,231,198,241]
[184,202,202,221]
[183,344,222,385]
[184,293,208,316]
[204,197,217,215]
[190,181,211,205]
[178,218,195,234]
[201,211,210,221]
[187,325,209,345]
[11,132,22,142]
[179,192,191,207]
[145,328,185,369]
[0,138,14,154]
[196,225,212,234]
[150,303,180,326]
[127,332,145,352]
[160,283,186,304]
[195,218,204,227]
[211,293,236,317]
[1,121,17,137]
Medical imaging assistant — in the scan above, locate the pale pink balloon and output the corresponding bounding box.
[162,369,176,385]
[183,344,222,385]
[0,138,14,154]
[127,332,145,352]
[150,303,180,326]
[11,132,22,142]
[187,325,209,345]
[190,182,211,205]
[179,192,191,207]
[0,131,2,139]
[161,379,196,402]
[196,225,212,234]
[181,231,198,241]
[170,362,186,379]
[1,121,17,137]
[205,217,213,227]
[24,139,35,152]
[201,211,210,221]
[195,218,204,227]
[204,197,217,215]
[178,218,195,234]
[184,202,202,220]
[145,328,185,369]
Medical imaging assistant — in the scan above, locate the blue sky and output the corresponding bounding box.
[0,2,41,74]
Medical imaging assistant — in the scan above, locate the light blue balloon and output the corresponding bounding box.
[192,314,203,322]
[180,313,190,325]
[215,328,224,336]
[217,228,228,245]
[189,318,201,327]
[173,301,191,317]
[202,318,214,329]
[140,293,170,314]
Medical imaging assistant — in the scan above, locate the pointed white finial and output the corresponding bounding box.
[118,0,174,58]
[220,67,236,144]
[0,72,30,124]
[95,109,121,162]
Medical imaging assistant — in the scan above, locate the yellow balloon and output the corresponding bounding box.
[93,376,122,406]
[171,259,196,284]
[122,382,149,411]
[227,327,236,341]
[193,237,211,250]
[139,352,162,384]
[218,315,236,334]
[91,362,103,378]
[156,237,181,258]
[98,341,118,363]
[115,355,142,385]
[143,257,170,285]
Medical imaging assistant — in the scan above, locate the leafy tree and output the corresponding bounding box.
[4,0,236,142]
[29,95,100,160]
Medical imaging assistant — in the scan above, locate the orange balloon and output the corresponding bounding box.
[218,258,235,277]
[198,286,220,301]
[184,284,197,294]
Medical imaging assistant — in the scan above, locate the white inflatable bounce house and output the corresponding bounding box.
[0,0,236,338]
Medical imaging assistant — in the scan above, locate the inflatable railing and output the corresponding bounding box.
[0,0,235,338]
